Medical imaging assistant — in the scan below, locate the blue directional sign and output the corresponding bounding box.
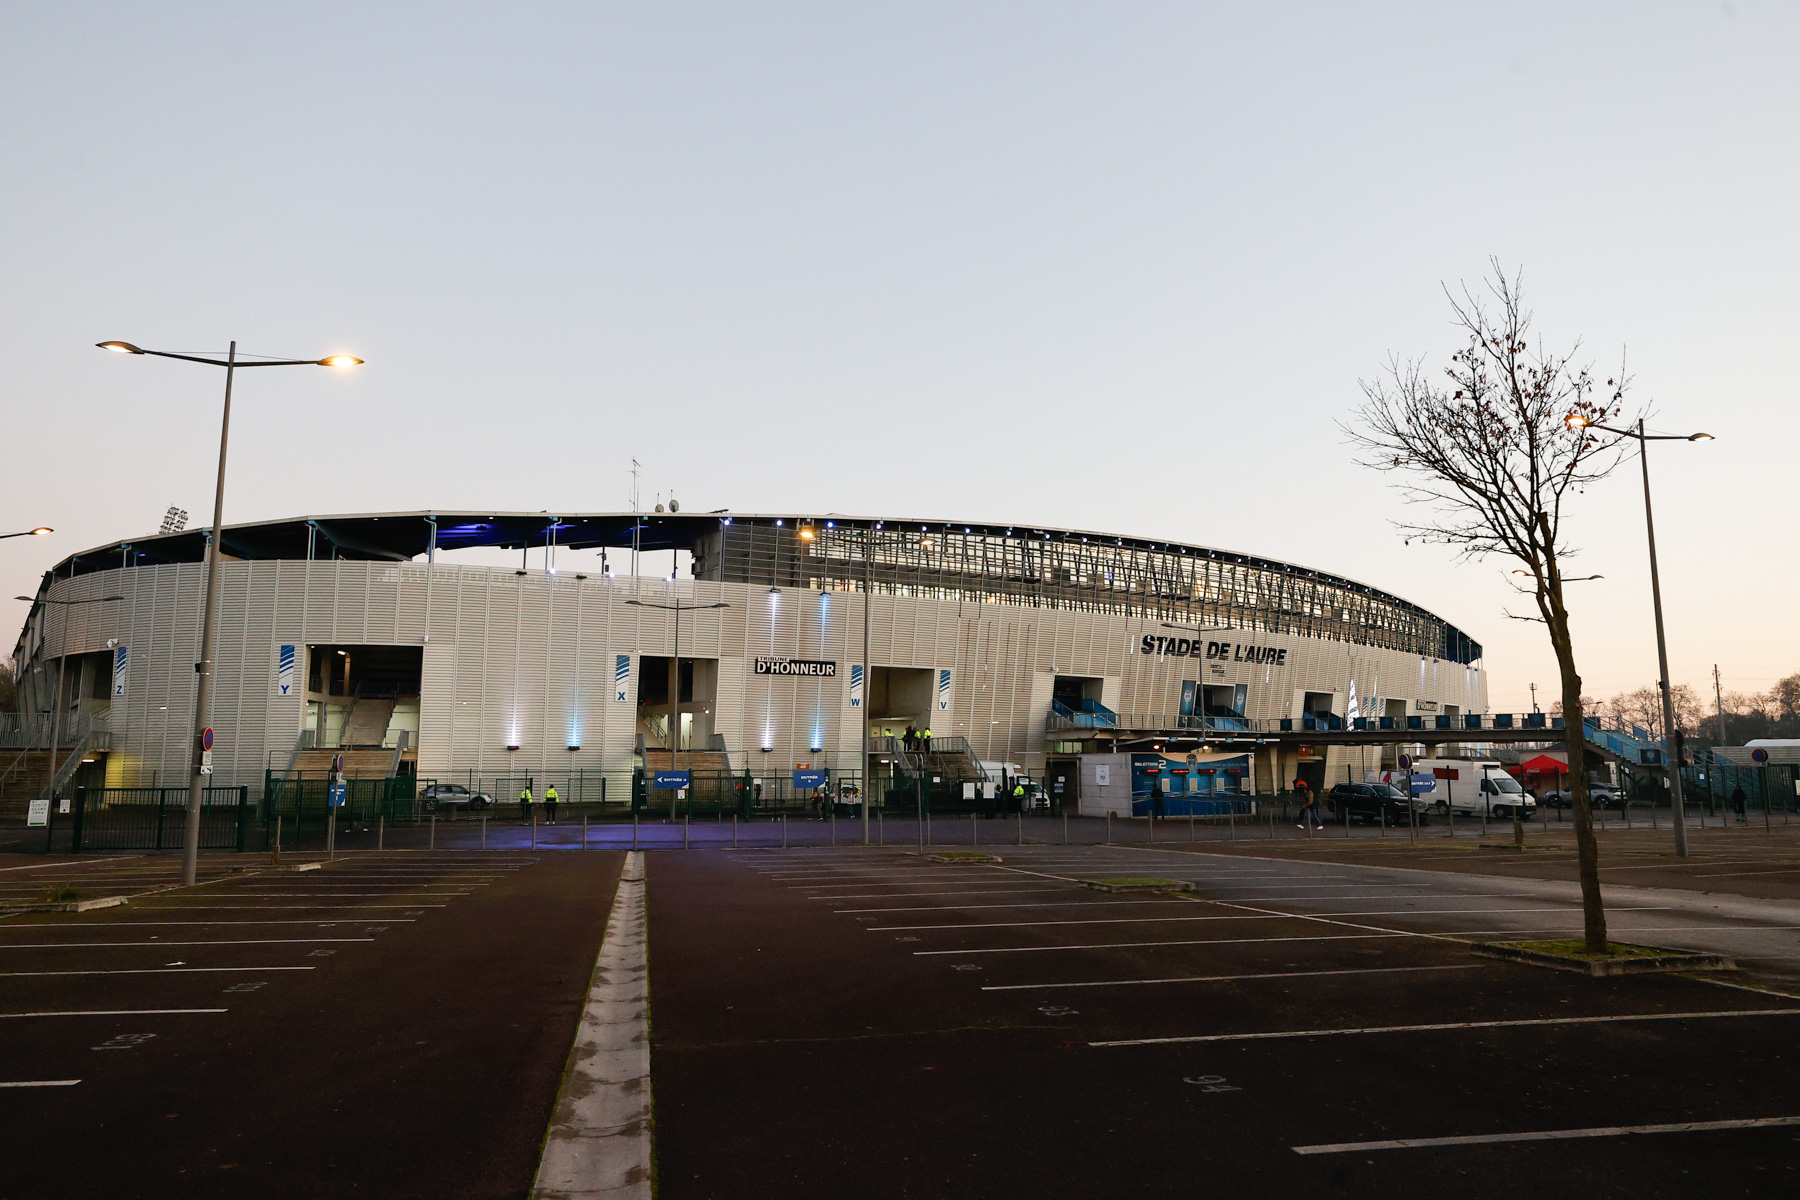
[793,769,829,789]
[653,770,691,789]
[327,781,347,808]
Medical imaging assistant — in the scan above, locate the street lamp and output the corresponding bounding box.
[1566,413,1713,857]
[624,598,729,817]
[1,527,53,541]
[98,339,362,885]
[16,594,123,815]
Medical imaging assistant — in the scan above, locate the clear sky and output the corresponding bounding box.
[3,2,1793,711]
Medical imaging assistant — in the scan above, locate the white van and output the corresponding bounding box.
[1408,759,1537,820]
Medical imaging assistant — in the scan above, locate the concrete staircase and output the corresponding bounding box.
[339,697,395,748]
[292,748,399,778]
[641,749,730,775]
[0,751,56,819]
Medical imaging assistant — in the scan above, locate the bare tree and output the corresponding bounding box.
[1349,262,1632,953]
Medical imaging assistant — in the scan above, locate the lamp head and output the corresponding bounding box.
[30,527,51,536]
[1689,432,1714,441]
[96,341,143,354]
[1564,413,1591,430]
[318,355,363,368]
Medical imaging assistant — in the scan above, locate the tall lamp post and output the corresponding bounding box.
[97,340,363,885]
[17,594,123,813]
[1568,414,1713,857]
[624,597,729,817]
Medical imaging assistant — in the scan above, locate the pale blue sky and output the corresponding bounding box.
[3,2,1794,710]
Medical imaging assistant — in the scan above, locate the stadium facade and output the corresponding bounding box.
[12,511,1487,802]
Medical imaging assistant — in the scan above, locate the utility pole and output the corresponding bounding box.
[1714,664,1727,751]
[862,526,873,845]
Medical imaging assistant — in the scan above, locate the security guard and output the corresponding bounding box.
[544,784,559,825]
[1012,781,1026,813]
[519,785,533,822]
[921,726,933,753]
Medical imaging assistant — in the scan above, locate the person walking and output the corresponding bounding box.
[1731,784,1748,823]
[519,784,534,823]
[544,784,559,825]
[1295,779,1323,830]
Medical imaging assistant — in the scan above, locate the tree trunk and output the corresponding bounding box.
[1547,612,1606,952]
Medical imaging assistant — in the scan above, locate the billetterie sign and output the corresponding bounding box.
[1140,635,1287,665]
[755,657,838,676]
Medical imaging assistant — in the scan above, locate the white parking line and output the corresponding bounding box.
[0,966,315,977]
[0,1080,81,1087]
[0,919,414,927]
[0,1008,227,1018]
[838,899,1186,914]
[0,858,140,873]
[132,904,446,910]
[985,964,1476,991]
[915,932,1408,955]
[1692,867,1800,879]
[1293,1114,1800,1155]
[869,906,1628,932]
[0,938,374,949]
[1091,1007,1800,1047]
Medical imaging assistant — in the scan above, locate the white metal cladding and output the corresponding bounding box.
[27,561,1488,793]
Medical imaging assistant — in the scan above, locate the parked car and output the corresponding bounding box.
[1539,781,1616,810]
[1326,782,1426,825]
[420,782,493,812]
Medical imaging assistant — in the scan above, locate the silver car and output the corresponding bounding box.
[420,782,493,812]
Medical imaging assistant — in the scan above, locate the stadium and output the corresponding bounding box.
[9,510,1490,817]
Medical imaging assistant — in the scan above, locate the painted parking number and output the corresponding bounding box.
[1184,1074,1240,1093]
[93,1033,156,1051]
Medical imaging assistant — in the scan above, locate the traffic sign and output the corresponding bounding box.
[1751,748,1770,764]
[201,728,214,752]
[794,769,828,789]
[653,770,691,789]
[328,781,347,807]
[332,753,345,773]
[1397,754,1412,769]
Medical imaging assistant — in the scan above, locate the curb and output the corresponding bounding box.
[927,853,1002,865]
[1,895,128,914]
[1472,942,1735,977]
[1080,878,1195,894]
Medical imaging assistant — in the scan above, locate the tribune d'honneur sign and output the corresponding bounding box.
[754,658,837,676]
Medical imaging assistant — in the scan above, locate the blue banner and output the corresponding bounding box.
[653,770,691,789]
[793,769,829,790]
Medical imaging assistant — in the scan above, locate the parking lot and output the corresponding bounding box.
[649,843,1800,1198]
[0,850,621,1199]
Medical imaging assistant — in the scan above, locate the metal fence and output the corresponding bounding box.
[68,786,251,852]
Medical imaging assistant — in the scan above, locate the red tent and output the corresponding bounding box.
[1518,754,1569,774]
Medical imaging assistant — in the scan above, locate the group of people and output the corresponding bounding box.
[517,784,560,823]
[897,724,933,753]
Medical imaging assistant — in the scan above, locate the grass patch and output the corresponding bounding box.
[1508,940,1675,961]
[43,886,85,903]
[1092,877,1183,888]
[930,851,998,861]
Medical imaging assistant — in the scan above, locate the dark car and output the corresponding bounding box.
[1326,782,1426,825]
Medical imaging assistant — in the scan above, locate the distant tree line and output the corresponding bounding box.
[1555,673,1800,747]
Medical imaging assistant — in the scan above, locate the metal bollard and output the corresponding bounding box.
[481,816,487,850]
[583,811,589,850]
[972,812,978,846]
[733,814,739,849]
[925,810,932,846]
[1062,811,1068,845]
[633,812,639,850]
[878,809,884,846]
[831,812,836,847]
[1017,811,1023,846]
[430,815,436,850]
[782,813,787,848]
[684,813,690,850]
[274,813,283,856]
[1107,812,1113,844]
[1148,811,1154,843]
[531,810,538,849]
[378,815,385,851]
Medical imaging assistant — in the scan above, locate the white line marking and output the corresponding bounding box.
[132,904,446,910]
[838,899,1187,914]
[0,1080,81,1087]
[985,964,1477,991]
[532,850,651,1199]
[0,1008,227,1018]
[916,932,1409,955]
[0,966,315,977]
[0,938,373,949]
[0,928,412,935]
[1091,1007,1800,1047]
[0,858,140,873]
[1293,1114,1800,1155]
[1692,867,1800,879]
[868,906,1627,932]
